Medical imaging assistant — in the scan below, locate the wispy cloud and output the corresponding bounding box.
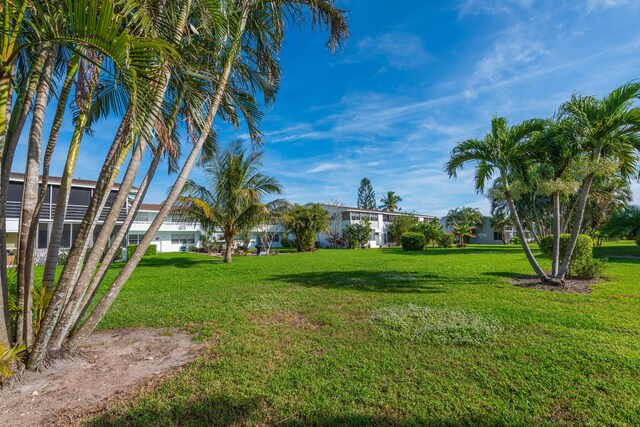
[345,32,430,71]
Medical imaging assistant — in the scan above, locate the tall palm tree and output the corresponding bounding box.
[446,116,555,283]
[378,191,402,211]
[174,141,282,263]
[556,83,640,279]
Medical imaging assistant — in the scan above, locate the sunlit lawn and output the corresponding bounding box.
[84,242,640,426]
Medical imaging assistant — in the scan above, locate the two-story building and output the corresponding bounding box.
[6,173,130,264]
[318,205,437,248]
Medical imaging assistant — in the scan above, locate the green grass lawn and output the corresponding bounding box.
[86,242,640,426]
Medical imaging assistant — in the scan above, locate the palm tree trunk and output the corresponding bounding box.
[15,46,56,346]
[551,191,561,276]
[0,51,46,345]
[224,237,233,263]
[27,111,131,369]
[48,144,147,349]
[69,11,249,349]
[72,152,161,333]
[37,54,79,290]
[557,173,595,280]
[42,60,102,290]
[501,176,551,283]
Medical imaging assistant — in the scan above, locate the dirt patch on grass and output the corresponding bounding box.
[254,311,323,330]
[512,276,599,294]
[0,328,202,427]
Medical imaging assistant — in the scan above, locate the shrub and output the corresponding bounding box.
[511,236,520,245]
[127,244,157,259]
[573,258,607,279]
[401,232,425,251]
[438,233,455,248]
[636,236,640,246]
[539,234,593,273]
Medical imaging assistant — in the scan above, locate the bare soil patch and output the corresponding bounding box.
[512,276,599,294]
[0,328,202,427]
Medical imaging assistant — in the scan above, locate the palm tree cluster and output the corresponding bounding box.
[0,0,348,371]
[446,82,640,284]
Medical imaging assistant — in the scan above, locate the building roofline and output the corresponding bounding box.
[321,204,436,218]
[138,203,163,211]
[9,172,138,191]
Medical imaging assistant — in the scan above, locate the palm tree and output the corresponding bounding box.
[284,204,330,252]
[489,213,513,244]
[174,141,282,263]
[452,222,476,247]
[378,191,402,211]
[446,116,555,283]
[556,83,640,279]
[602,206,640,239]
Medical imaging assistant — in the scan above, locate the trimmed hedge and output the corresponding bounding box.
[401,232,425,251]
[539,234,601,277]
[127,244,157,259]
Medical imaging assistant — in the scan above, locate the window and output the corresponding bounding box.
[61,224,72,248]
[38,223,48,249]
[493,232,503,241]
[129,234,143,245]
[68,187,91,205]
[171,234,195,244]
[7,182,23,202]
[273,233,280,242]
[135,212,150,222]
[350,212,360,221]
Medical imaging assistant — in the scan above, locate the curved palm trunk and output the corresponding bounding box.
[72,153,161,333]
[42,62,102,290]
[27,111,132,369]
[16,46,56,345]
[69,13,248,349]
[557,172,595,280]
[48,144,146,349]
[501,176,551,283]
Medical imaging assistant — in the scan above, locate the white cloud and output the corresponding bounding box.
[307,162,342,173]
[346,32,430,70]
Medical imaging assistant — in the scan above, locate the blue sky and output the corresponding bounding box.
[13,0,640,216]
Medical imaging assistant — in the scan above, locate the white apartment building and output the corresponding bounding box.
[128,204,286,253]
[318,205,437,248]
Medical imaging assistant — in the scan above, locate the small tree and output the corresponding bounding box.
[344,218,372,249]
[326,200,344,248]
[412,219,444,248]
[452,222,476,247]
[387,214,419,246]
[256,200,291,254]
[284,204,330,252]
[357,177,376,209]
[445,207,484,230]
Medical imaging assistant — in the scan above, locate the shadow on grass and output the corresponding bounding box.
[90,399,526,426]
[270,270,453,294]
[379,246,526,257]
[123,255,223,269]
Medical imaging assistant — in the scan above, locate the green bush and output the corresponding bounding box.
[401,232,425,251]
[573,258,607,279]
[127,244,157,259]
[539,234,593,273]
[438,233,455,248]
[636,236,640,246]
[511,236,520,245]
